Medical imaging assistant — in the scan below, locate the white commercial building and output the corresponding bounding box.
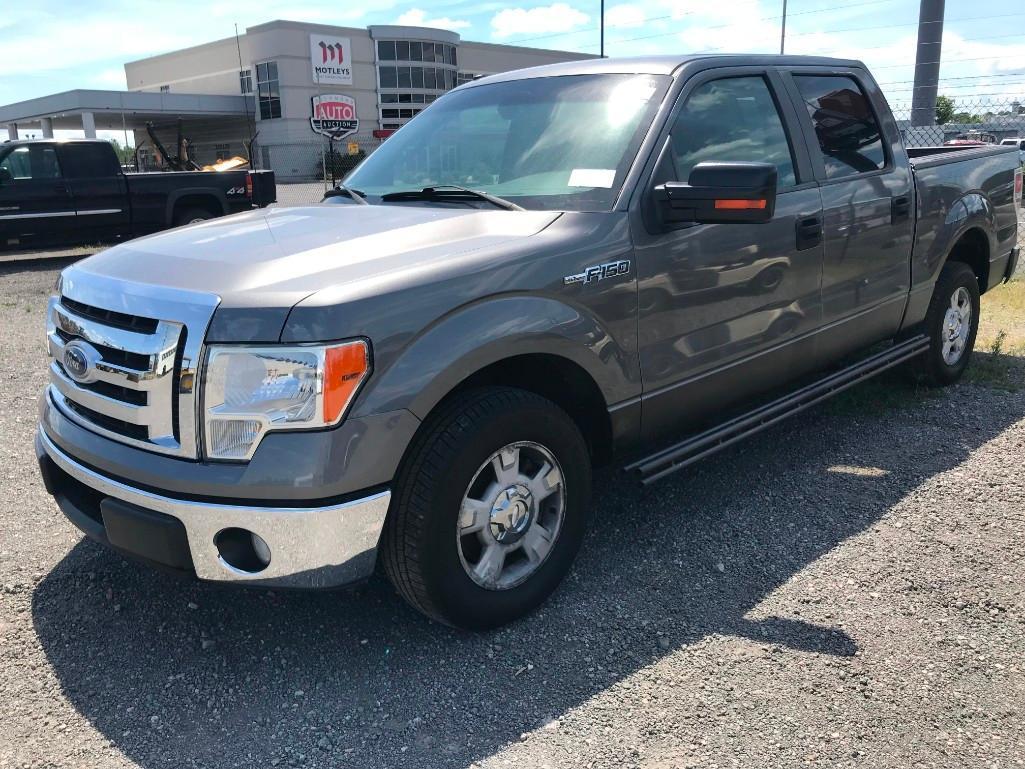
[1,20,590,179]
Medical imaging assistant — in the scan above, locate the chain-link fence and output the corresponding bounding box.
[889,97,1025,150]
[250,133,385,205]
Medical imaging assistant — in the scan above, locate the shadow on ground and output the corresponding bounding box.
[31,378,1025,769]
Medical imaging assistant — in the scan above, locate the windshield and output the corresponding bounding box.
[346,73,671,212]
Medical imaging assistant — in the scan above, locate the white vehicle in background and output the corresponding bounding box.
[1000,138,1025,166]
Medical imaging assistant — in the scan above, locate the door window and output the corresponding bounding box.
[0,145,61,182]
[60,143,120,178]
[669,76,797,187]
[794,75,886,179]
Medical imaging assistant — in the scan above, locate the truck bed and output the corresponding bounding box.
[906,143,1017,169]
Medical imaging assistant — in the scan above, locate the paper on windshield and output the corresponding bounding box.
[568,169,616,188]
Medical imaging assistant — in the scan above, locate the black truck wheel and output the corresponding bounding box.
[380,387,592,629]
[173,208,215,226]
[913,261,980,386]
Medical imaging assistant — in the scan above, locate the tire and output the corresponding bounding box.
[912,260,980,386]
[173,207,215,226]
[380,387,592,630]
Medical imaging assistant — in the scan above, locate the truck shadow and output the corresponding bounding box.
[31,382,1024,769]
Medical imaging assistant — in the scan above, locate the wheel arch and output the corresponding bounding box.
[944,226,991,294]
[352,294,638,464]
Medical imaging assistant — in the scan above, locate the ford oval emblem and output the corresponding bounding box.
[63,340,99,384]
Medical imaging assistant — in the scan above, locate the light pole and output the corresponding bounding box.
[780,0,787,54]
[600,0,605,58]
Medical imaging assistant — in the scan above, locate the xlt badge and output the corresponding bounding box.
[564,259,631,286]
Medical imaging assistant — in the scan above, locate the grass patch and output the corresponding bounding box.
[977,276,1025,354]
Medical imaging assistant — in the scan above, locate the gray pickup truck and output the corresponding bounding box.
[36,55,1022,629]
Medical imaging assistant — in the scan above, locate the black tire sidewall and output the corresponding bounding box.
[415,393,591,629]
[922,262,980,385]
[174,208,213,226]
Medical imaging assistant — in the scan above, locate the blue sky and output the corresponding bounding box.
[2,0,1023,129]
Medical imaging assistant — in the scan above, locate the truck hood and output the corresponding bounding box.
[74,204,561,340]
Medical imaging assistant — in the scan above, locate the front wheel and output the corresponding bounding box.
[380,387,591,629]
[913,261,980,386]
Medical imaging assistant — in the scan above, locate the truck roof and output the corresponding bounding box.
[471,54,866,86]
[2,138,109,146]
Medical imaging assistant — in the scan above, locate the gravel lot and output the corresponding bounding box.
[1,258,1023,769]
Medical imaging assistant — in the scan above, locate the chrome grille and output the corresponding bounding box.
[46,267,220,459]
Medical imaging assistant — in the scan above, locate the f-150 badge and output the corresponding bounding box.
[564,259,631,285]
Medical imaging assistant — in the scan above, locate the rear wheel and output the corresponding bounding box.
[913,261,980,386]
[173,207,215,226]
[380,387,591,629]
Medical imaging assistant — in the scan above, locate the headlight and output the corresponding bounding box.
[202,340,370,461]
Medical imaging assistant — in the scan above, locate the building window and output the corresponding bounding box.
[377,40,457,66]
[256,61,281,120]
[457,72,487,86]
[159,85,170,93]
[378,65,457,93]
[214,143,231,161]
[239,69,252,94]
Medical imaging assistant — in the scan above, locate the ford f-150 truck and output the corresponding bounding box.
[0,139,276,250]
[36,56,1022,629]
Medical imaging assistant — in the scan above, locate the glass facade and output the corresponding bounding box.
[376,39,457,128]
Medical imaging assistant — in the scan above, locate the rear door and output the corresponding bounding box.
[0,144,75,249]
[779,68,914,362]
[56,143,131,243]
[632,67,825,440]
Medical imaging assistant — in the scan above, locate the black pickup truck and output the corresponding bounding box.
[0,139,276,250]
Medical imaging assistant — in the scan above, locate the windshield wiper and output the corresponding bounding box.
[324,183,370,205]
[380,185,524,211]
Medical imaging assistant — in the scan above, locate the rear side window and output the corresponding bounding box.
[60,143,120,178]
[669,76,797,187]
[794,75,886,179]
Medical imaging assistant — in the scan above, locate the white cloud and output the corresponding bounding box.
[491,3,589,40]
[605,4,646,30]
[397,8,471,30]
[89,67,127,89]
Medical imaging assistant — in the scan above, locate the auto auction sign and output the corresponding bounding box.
[310,34,353,85]
[310,94,359,139]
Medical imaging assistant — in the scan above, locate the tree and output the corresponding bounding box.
[935,95,955,124]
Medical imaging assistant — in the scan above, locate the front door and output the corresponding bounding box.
[633,69,825,440]
[56,142,131,244]
[0,144,75,249]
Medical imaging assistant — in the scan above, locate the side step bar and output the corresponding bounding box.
[625,335,930,485]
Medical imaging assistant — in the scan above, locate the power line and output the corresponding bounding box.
[503,0,901,48]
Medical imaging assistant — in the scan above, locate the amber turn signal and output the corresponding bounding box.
[713,199,768,210]
[324,341,370,424]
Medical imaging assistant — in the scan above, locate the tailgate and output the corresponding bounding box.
[247,170,276,207]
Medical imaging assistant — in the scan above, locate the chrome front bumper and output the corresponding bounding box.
[37,428,391,588]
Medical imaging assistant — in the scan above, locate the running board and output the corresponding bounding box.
[624,335,930,485]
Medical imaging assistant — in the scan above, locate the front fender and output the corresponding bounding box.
[351,294,639,421]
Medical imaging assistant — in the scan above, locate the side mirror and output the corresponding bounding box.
[653,161,778,227]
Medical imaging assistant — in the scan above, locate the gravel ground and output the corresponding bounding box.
[1,259,1024,769]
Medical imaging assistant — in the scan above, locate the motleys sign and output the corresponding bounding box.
[310,94,359,139]
[310,34,352,85]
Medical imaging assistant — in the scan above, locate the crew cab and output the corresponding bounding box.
[35,56,1021,629]
[0,139,275,250]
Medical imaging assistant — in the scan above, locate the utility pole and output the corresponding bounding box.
[910,0,945,127]
[600,0,605,58]
[780,0,787,54]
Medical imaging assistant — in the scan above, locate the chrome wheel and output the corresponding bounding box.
[941,286,972,365]
[457,441,566,590]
